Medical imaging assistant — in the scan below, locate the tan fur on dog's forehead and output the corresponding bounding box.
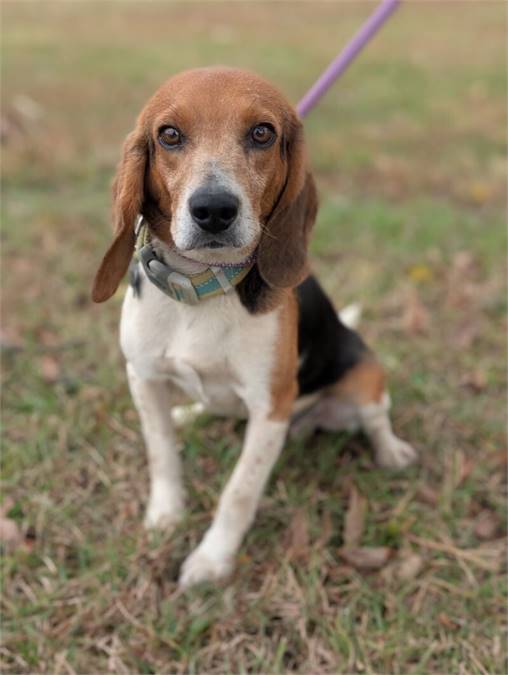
[141,67,296,123]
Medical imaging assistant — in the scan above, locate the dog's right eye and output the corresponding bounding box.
[158,126,183,149]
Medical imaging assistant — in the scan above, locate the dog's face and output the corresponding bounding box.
[145,69,291,262]
[92,67,317,302]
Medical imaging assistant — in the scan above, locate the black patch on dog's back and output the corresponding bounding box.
[297,275,367,395]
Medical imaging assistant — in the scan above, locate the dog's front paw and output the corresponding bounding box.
[144,497,184,532]
[376,436,418,469]
[179,545,233,589]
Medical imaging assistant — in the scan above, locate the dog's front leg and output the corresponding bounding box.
[179,411,288,588]
[126,363,185,531]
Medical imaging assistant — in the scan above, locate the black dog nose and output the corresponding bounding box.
[189,188,239,233]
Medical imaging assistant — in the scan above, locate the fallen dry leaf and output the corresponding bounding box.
[381,552,424,585]
[37,328,60,347]
[444,449,475,493]
[0,497,15,517]
[339,546,391,570]
[0,516,23,551]
[453,318,480,350]
[40,355,61,383]
[343,484,367,548]
[474,510,499,540]
[467,180,493,206]
[316,509,333,549]
[416,483,439,506]
[446,250,480,308]
[460,370,487,393]
[438,612,460,630]
[396,553,424,581]
[455,450,475,488]
[402,287,430,335]
[407,263,433,284]
[0,327,23,352]
[288,509,310,560]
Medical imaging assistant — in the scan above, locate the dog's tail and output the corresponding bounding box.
[338,302,362,330]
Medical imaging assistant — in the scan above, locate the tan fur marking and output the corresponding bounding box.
[330,356,386,406]
[269,291,298,420]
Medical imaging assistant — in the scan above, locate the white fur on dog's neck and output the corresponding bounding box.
[150,235,257,275]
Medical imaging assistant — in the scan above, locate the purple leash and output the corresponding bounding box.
[296,0,401,118]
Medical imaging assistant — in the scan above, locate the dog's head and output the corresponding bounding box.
[92,67,317,302]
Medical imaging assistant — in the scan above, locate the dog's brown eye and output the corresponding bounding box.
[159,126,183,149]
[250,124,275,148]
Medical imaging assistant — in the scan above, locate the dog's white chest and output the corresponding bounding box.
[160,323,241,410]
[120,278,279,414]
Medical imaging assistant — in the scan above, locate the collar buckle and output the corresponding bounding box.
[138,244,199,305]
[167,271,199,305]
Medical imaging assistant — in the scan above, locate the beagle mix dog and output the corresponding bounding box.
[92,67,417,589]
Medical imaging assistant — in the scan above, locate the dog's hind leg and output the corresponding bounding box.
[290,393,360,439]
[330,357,417,468]
[292,357,417,469]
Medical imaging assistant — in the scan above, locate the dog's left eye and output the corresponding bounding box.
[158,126,183,149]
[250,124,276,148]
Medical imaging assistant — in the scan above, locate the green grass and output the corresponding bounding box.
[1,2,506,673]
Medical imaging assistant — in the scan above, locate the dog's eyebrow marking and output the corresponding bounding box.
[152,108,190,138]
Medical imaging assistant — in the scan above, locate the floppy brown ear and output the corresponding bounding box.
[257,117,318,289]
[91,128,148,303]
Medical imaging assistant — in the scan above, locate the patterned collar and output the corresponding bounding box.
[133,216,255,305]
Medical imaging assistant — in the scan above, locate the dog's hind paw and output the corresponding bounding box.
[375,436,418,469]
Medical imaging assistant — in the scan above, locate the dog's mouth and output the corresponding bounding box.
[178,230,241,251]
[171,219,259,266]
[173,239,257,268]
[203,241,226,249]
